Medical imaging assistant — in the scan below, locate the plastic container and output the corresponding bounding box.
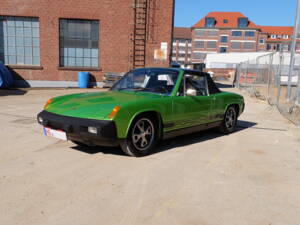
[78,72,89,88]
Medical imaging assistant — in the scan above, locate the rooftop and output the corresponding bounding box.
[192,12,258,29]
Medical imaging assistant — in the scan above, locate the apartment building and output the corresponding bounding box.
[0,0,175,87]
[172,27,192,66]
[259,26,296,52]
[191,12,261,63]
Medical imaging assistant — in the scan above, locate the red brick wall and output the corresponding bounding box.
[192,28,260,56]
[0,0,174,82]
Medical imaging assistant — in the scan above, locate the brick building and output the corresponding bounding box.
[0,0,175,87]
[259,26,297,52]
[172,27,192,66]
[190,11,300,63]
[191,12,261,63]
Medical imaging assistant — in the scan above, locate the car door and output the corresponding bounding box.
[171,72,214,130]
[205,73,225,121]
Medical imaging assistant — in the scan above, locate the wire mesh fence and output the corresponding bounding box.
[236,52,300,125]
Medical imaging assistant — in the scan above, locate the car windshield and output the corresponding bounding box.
[111,69,179,95]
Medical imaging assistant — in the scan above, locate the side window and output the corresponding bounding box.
[177,74,208,96]
[186,75,208,96]
[206,74,221,94]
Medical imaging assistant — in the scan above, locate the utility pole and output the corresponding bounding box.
[287,0,300,101]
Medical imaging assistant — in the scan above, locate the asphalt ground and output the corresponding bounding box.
[0,87,300,225]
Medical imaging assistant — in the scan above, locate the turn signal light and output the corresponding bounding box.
[44,98,53,109]
[108,106,121,119]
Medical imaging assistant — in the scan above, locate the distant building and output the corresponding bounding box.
[259,26,296,52]
[189,11,300,63]
[172,27,192,66]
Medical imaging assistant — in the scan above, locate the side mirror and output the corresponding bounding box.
[186,88,197,96]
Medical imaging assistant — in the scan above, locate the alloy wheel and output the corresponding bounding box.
[132,118,155,151]
[225,107,236,131]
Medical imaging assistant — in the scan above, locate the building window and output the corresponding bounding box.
[259,38,265,44]
[193,52,206,60]
[194,41,204,49]
[207,30,218,36]
[245,31,255,37]
[267,44,271,50]
[178,39,186,44]
[238,17,248,28]
[220,36,228,43]
[220,47,227,53]
[282,44,289,51]
[194,30,205,36]
[232,31,242,37]
[223,19,228,24]
[205,17,215,28]
[0,16,40,66]
[59,19,99,68]
[244,42,254,49]
[207,41,217,49]
[283,35,289,39]
[231,42,241,49]
[271,34,277,39]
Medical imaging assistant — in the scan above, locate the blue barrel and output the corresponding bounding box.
[78,72,89,88]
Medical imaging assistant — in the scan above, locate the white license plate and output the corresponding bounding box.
[43,127,67,141]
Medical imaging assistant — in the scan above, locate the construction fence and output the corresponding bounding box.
[235,52,300,125]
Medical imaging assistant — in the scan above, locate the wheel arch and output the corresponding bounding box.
[125,110,163,139]
[225,103,240,116]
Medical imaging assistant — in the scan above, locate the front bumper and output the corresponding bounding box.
[37,110,120,147]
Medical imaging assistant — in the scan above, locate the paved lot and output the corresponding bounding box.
[0,87,300,225]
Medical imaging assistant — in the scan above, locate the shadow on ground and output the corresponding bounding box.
[71,120,257,157]
[0,89,27,97]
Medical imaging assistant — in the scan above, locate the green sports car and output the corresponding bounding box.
[37,68,244,157]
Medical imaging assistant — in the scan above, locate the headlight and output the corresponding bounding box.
[88,127,98,134]
[108,106,121,119]
[44,98,53,109]
[38,116,43,123]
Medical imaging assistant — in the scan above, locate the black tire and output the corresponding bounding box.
[219,106,238,134]
[120,116,158,157]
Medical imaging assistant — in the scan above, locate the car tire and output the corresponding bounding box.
[120,116,158,157]
[219,106,238,134]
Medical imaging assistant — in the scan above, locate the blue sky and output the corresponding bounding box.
[175,0,297,27]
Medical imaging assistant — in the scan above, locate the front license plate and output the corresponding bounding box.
[43,127,67,141]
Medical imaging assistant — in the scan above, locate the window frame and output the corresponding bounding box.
[245,31,255,37]
[220,36,228,43]
[238,17,248,28]
[243,42,254,50]
[205,17,215,28]
[59,18,100,69]
[179,71,221,97]
[231,42,242,50]
[232,31,243,37]
[0,16,41,67]
[182,72,209,97]
[207,41,217,49]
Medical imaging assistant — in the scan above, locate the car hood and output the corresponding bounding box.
[45,91,161,120]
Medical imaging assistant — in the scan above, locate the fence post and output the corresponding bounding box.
[296,69,300,106]
[287,0,300,101]
[267,53,274,100]
[276,53,284,105]
[236,64,241,89]
[245,60,249,87]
